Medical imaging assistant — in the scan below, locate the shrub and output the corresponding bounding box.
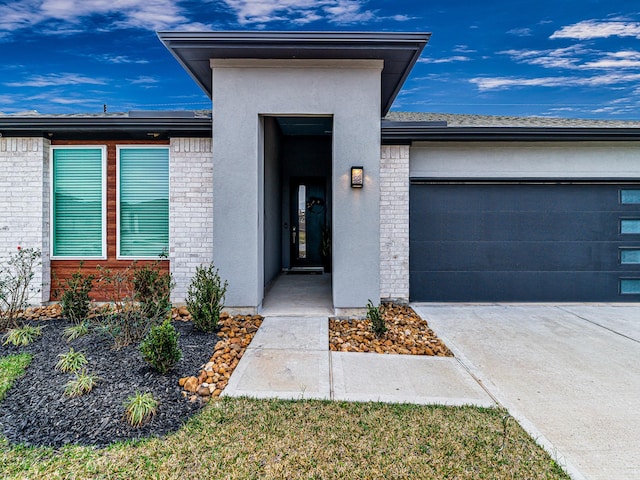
[124,391,158,427]
[0,247,41,330]
[55,348,88,373]
[63,321,91,342]
[132,261,174,321]
[186,263,228,332]
[2,325,42,346]
[367,300,386,336]
[59,267,94,324]
[139,319,182,373]
[63,369,99,397]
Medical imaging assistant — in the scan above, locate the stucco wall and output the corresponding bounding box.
[169,137,214,303]
[379,145,409,303]
[410,141,640,178]
[0,137,50,304]
[211,59,382,309]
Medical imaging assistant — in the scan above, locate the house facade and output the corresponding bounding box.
[2,31,640,311]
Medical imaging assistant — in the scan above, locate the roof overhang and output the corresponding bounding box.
[381,121,640,143]
[0,116,211,140]
[157,31,431,116]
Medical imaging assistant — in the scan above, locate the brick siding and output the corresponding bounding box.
[379,145,410,303]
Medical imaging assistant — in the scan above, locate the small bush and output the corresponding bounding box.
[0,247,41,330]
[367,300,386,336]
[55,348,88,373]
[94,266,152,348]
[186,263,228,332]
[59,267,94,324]
[64,369,99,397]
[63,321,91,342]
[2,325,42,346]
[132,262,174,321]
[139,320,182,373]
[124,391,158,427]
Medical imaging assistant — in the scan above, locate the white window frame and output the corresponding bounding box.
[116,145,170,260]
[50,145,107,260]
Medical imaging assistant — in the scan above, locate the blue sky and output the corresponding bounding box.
[1,0,639,119]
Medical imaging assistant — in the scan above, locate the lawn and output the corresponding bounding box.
[0,352,568,480]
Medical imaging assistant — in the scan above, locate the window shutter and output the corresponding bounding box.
[119,148,169,257]
[52,148,104,257]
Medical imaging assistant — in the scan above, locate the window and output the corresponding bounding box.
[620,248,640,264]
[117,146,169,258]
[51,146,106,258]
[620,219,640,234]
[620,278,640,295]
[620,189,640,204]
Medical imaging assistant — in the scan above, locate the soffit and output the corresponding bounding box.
[157,31,430,116]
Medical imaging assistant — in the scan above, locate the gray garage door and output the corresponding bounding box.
[410,182,640,302]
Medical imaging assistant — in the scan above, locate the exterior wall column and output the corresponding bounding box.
[379,144,410,303]
[0,137,50,304]
[169,137,214,303]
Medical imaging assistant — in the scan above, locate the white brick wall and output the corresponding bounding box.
[0,137,50,304]
[380,145,410,303]
[169,137,214,302]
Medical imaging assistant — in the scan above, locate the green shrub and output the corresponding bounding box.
[132,262,174,321]
[95,266,154,348]
[367,300,386,336]
[55,348,88,373]
[186,263,228,332]
[124,391,158,427]
[63,321,91,342]
[59,267,94,324]
[0,247,41,330]
[2,325,42,346]
[139,320,182,373]
[63,369,99,397]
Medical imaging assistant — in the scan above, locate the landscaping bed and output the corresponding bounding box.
[0,311,247,448]
[329,303,453,356]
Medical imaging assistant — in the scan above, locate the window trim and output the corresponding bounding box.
[619,247,640,265]
[620,218,640,235]
[50,145,107,260]
[116,145,170,260]
[619,188,640,205]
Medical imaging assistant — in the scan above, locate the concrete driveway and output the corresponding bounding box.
[412,304,640,480]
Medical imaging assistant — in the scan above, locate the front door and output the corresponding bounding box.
[290,177,326,268]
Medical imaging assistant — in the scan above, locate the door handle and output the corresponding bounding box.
[292,226,297,244]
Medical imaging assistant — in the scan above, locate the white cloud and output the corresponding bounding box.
[550,20,640,40]
[498,45,589,70]
[0,0,213,35]
[471,72,640,91]
[453,45,476,54]
[5,73,106,87]
[221,0,403,25]
[103,55,150,64]
[508,27,533,36]
[129,75,159,85]
[419,55,470,64]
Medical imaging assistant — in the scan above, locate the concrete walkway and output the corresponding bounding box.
[224,315,494,406]
[413,304,640,480]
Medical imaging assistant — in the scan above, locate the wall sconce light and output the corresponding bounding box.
[351,166,364,188]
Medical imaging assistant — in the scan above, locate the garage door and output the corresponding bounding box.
[410,182,640,302]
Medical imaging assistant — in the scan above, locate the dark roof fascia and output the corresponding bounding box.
[0,116,212,139]
[157,31,430,116]
[381,121,640,143]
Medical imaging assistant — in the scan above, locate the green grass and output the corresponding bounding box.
[124,392,158,427]
[55,348,88,373]
[63,370,99,398]
[0,353,31,401]
[2,325,42,347]
[0,397,570,479]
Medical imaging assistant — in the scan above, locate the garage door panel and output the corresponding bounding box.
[411,271,636,302]
[411,184,625,213]
[410,183,640,302]
[410,241,637,272]
[412,212,623,242]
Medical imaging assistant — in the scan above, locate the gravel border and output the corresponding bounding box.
[0,319,216,448]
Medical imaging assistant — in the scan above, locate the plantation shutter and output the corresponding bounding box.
[119,147,169,257]
[52,148,104,257]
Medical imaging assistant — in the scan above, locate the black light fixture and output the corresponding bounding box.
[351,166,364,188]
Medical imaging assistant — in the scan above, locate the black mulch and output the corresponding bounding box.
[0,319,217,448]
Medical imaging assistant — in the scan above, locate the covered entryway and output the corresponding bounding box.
[410,182,640,302]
